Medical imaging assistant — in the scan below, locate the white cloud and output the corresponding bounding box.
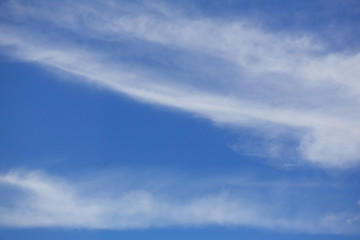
[0,0,360,168]
[0,169,359,233]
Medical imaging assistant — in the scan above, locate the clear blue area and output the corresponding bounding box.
[2,227,360,240]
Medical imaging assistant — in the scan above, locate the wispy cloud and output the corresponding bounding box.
[0,0,360,168]
[0,168,359,233]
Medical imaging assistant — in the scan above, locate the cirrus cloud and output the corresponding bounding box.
[0,0,360,168]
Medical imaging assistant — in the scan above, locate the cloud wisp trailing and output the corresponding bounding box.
[1,0,360,168]
[0,169,359,233]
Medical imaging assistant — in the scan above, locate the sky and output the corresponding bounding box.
[1,0,360,239]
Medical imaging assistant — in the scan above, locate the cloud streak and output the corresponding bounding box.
[0,0,360,168]
[0,169,359,233]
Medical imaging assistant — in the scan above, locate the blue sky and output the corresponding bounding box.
[1,0,360,239]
